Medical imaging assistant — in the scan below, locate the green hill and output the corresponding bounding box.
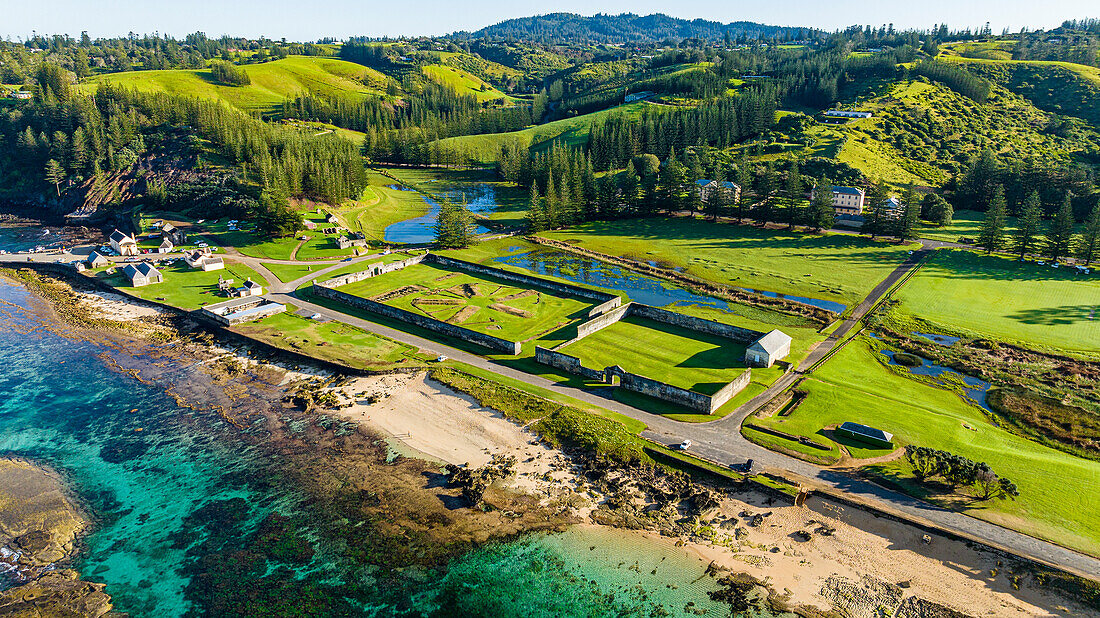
[80,56,391,114]
[430,101,659,164]
[770,78,1100,187]
[421,63,518,103]
[940,55,1100,127]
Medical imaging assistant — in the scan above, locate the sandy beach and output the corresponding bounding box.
[331,371,1093,618]
[329,372,589,506]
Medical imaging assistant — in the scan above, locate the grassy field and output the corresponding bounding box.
[80,56,389,114]
[262,262,323,283]
[916,210,1017,243]
[431,101,659,164]
[335,262,592,340]
[233,309,422,370]
[540,218,918,306]
[94,260,264,310]
[562,316,749,395]
[893,249,1100,356]
[421,64,516,103]
[746,336,1100,556]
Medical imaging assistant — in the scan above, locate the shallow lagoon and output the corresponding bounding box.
[0,278,790,617]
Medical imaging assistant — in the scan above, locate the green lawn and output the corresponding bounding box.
[748,336,1100,556]
[233,310,421,370]
[335,262,592,341]
[95,261,264,310]
[80,56,388,114]
[894,249,1100,356]
[917,210,1016,243]
[263,263,323,284]
[540,218,918,306]
[562,316,749,395]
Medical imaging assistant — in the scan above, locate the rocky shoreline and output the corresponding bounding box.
[1,268,1094,617]
[0,458,113,617]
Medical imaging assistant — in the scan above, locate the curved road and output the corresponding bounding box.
[8,243,1100,579]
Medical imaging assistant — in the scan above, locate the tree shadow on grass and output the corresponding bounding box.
[1006,305,1096,326]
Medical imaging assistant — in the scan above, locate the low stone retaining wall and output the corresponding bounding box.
[313,252,625,356]
[534,346,605,381]
[317,253,427,289]
[313,285,521,354]
[537,301,759,413]
[630,303,763,343]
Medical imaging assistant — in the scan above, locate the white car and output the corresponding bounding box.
[310,313,323,320]
[436,355,448,363]
[678,439,692,450]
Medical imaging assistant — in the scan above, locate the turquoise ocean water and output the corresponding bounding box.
[0,277,789,617]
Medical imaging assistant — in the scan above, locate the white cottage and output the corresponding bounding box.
[745,330,792,368]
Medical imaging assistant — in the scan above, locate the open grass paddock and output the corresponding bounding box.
[540,218,918,306]
[746,336,1100,556]
[234,309,421,370]
[94,260,264,310]
[562,316,749,395]
[336,262,592,341]
[81,56,388,114]
[894,250,1100,356]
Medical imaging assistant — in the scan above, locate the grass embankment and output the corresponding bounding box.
[233,308,423,371]
[539,218,917,307]
[430,366,650,463]
[91,261,265,310]
[432,365,799,495]
[744,336,1100,556]
[893,249,1100,357]
[337,261,592,341]
[80,56,389,114]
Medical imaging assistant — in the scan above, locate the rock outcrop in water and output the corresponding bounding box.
[0,458,112,617]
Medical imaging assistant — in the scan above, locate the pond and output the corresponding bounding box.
[495,249,745,315]
[738,287,846,314]
[881,349,992,412]
[912,331,962,347]
[383,184,498,244]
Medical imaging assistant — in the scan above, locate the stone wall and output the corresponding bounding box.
[707,369,753,411]
[428,254,619,307]
[534,347,605,381]
[312,285,521,355]
[588,296,623,318]
[318,253,427,289]
[536,301,760,414]
[629,303,764,343]
[619,372,713,412]
[574,303,633,341]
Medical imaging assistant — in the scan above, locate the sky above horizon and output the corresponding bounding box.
[3,0,1095,41]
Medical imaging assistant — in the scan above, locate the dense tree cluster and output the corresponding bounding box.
[910,59,992,103]
[209,60,252,86]
[282,86,537,163]
[0,32,299,82]
[904,445,1020,500]
[0,63,365,234]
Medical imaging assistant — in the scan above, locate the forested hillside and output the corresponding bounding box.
[453,13,816,44]
[3,17,1100,239]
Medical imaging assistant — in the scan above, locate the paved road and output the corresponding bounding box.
[7,245,1100,579]
[261,248,1100,580]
